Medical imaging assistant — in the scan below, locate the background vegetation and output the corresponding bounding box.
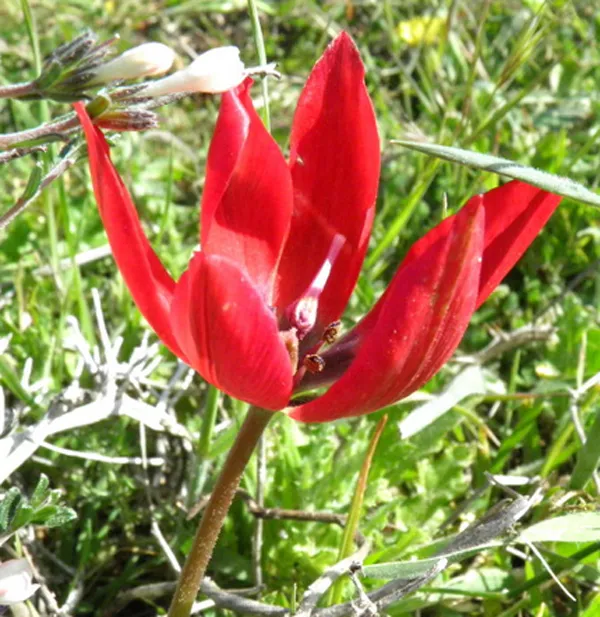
[1,0,600,615]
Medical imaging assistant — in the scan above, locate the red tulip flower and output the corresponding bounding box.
[74,33,561,423]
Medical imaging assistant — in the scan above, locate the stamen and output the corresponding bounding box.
[279,328,299,372]
[286,233,345,340]
[323,320,342,345]
[304,354,325,373]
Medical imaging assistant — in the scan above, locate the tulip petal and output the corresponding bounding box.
[474,180,562,307]
[201,79,292,301]
[335,180,561,343]
[170,252,293,410]
[275,32,380,330]
[290,202,484,422]
[74,103,186,360]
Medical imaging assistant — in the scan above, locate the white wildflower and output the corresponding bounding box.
[0,559,40,606]
[141,46,246,97]
[92,42,175,84]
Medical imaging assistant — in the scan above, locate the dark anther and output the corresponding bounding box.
[304,354,325,373]
[323,320,342,345]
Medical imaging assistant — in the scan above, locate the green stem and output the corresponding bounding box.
[198,386,221,458]
[190,386,222,501]
[167,406,273,617]
[247,0,271,131]
[328,415,388,605]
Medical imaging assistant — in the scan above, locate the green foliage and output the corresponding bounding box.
[0,474,77,538]
[1,0,600,615]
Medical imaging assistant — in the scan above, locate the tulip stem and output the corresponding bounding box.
[167,405,273,617]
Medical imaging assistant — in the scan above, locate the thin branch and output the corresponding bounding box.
[201,578,287,617]
[458,325,554,365]
[0,145,47,164]
[189,488,379,546]
[22,543,62,615]
[519,538,576,602]
[40,440,165,466]
[253,434,267,588]
[140,421,181,575]
[107,580,279,617]
[250,504,347,526]
[106,582,179,617]
[0,80,37,99]
[58,578,85,616]
[347,567,379,617]
[190,488,345,527]
[33,244,112,276]
[295,541,371,617]
[0,114,79,150]
[0,309,191,483]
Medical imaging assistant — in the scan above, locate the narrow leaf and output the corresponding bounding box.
[519,512,600,543]
[393,139,600,209]
[0,356,39,408]
[30,474,50,508]
[329,415,388,604]
[399,365,488,439]
[20,162,42,201]
[366,496,532,580]
[570,408,600,490]
[45,507,77,527]
[363,542,499,580]
[0,487,21,532]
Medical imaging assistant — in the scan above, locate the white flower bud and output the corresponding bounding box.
[92,42,175,84]
[0,559,40,606]
[141,46,245,97]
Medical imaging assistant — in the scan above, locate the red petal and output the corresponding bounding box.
[74,103,186,361]
[475,180,561,307]
[170,252,293,410]
[340,181,561,341]
[274,32,380,329]
[201,79,292,301]
[290,202,484,422]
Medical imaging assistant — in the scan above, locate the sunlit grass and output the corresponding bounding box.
[1,1,599,615]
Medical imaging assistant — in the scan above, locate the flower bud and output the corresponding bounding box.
[0,559,40,606]
[140,46,245,97]
[94,109,159,132]
[51,30,98,69]
[91,42,175,85]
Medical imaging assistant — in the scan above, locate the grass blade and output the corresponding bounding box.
[328,414,388,605]
[393,139,600,208]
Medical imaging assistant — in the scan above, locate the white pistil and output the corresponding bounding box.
[308,234,345,297]
[287,233,346,340]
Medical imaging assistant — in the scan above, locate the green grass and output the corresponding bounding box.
[1,0,600,615]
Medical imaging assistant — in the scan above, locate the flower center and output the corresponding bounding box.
[284,233,345,341]
[278,233,345,377]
